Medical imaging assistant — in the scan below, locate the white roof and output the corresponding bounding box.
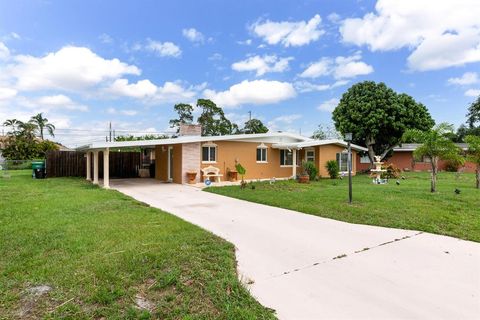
[272,139,368,152]
[76,132,310,151]
[76,132,368,152]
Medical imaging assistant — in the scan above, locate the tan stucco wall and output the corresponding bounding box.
[155,144,183,183]
[317,144,357,177]
[199,141,296,181]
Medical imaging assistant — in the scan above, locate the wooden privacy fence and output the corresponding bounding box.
[46,151,142,178]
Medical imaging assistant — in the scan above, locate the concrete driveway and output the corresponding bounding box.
[111,179,480,319]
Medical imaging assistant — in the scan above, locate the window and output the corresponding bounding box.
[202,145,216,162]
[280,149,299,166]
[360,155,370,164]
[336,152,349,172]
[305,149,315,162]
[256,146,267,162]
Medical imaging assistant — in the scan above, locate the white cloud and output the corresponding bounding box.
[0,42,10,60]
[294,80,349,93]
[99,33,113,44]
[208,53,223,61]
[237,39,253,45]
[35,94,88,111]
[333,54,374,79]
[340,0,480,71]
[327,13,341,23]
[153,81,201,103]
[317,98,339,112]
[251,14,325,47]
[146,40,181,57]
[203,79,296,108]
[182,28,205,43]
[106,107,138,116]
[7,46,140,91]
[465,89,480,97]
[231,55,293,76]
[300,53,373,79]
[107,79,157,98]
[0,87,17,100]
[267,114,302,131]
[448,72,478,86]
[299,58,332,78]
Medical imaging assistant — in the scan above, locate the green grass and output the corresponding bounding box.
[0,171,275,319]
[206,172,480,242]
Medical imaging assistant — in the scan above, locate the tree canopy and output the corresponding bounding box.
[467,95,480,129]
[241,119,268,134]
[169,103,194,132]
[311,124,341,140]
[30,113,55,140]
[332,81,435,163]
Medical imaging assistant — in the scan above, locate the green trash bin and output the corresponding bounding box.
[32,161,46,179]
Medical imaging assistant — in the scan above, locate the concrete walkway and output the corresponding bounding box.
[111,179,480,319]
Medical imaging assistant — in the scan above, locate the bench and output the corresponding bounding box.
[201,165,223,182]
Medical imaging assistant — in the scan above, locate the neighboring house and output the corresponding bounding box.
[357,143,476,173]
[78,125,367,187]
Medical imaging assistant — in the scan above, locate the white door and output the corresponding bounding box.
[168,147,174,181]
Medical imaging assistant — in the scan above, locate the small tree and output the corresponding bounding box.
[409,123,464,192]
[235,162,247,189]
[465,135,480,189]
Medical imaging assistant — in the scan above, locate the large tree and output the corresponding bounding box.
[409,123,463,192]
[169,103,194,132]
[242,118,268,134]
[197,99,238,136]
[467,95,480,129]
[332,81,434,164]
[30,113,55,140]
[465,135,480,189]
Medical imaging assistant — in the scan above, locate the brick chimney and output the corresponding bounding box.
[179,124,202,136]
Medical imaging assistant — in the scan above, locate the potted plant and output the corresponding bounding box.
[186,170,197,184]
[299,161,315,183]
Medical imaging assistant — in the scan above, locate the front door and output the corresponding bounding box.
[167,147,174,181]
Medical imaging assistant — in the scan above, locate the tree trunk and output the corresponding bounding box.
[431,157,438,193]
[365,136,376,168]
[476,165,480,189]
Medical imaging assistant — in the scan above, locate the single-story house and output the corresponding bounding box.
[77,125,367,188]
[356,143,476,173]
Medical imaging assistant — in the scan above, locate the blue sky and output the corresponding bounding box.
[1,0,479,146]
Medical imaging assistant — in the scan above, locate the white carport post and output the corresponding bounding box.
[292,148,297,178]
[93,150,99,185]
[103,148,110,189]
[86,152,91,181]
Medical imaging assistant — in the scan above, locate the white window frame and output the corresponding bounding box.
[256,143,268,163]
[280,149,300,167]
[336,152,349,173]
[305,148,315,163]
[201,143,217,163]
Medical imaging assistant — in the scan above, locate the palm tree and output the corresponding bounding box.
[29,113,55,140]
[18,122,38,140]
[3,119,24,135]
[408,123,464,192]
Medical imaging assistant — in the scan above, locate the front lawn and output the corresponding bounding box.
[0,171,274,319]
[206,172,480,242]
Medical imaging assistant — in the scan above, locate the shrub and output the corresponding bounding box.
[302,161,318,180]
[444,159,463,172]
[381,163,401,179]
[325,160,339,179]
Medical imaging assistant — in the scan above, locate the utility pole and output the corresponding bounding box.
[109,122,112,142]
[248,111,252,121]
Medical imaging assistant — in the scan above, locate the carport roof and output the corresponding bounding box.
[271,139,368,152]
[76,131,311,151]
